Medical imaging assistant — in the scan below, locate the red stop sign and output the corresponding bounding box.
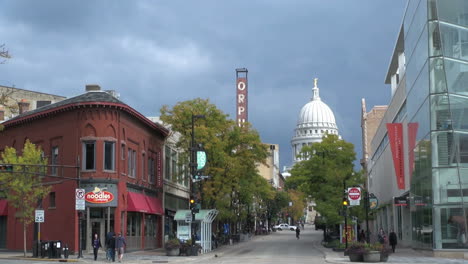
[348,188,361,200]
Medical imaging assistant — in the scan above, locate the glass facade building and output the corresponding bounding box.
[370,0,468,252]
[407,0,468,249]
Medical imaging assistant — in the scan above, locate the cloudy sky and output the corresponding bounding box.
[0,0,407,169]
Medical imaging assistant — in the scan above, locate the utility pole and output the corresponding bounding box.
[343,179,348,249]
[77,157,83,259]
[190,114,205,253]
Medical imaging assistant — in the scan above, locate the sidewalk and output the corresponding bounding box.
[317,243,467,264]
[0,240,244,263]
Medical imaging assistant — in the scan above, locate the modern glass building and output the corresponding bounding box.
[368,0,468,255]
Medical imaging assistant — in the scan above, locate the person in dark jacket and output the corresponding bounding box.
[92,233,102,261]
[108,234,116,262]
[295,227,301,239]
[105,230,115,261]
[389,230,398,253]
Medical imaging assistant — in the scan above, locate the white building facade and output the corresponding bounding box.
[291,78,340,163]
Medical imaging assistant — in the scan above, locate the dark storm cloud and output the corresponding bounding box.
[0,0,407,169]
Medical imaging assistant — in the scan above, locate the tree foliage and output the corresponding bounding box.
[0,140,50,256]
[0,44,10,63]
[286,134,362,226]
[160,98,274,223]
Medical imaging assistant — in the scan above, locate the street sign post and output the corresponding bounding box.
[75,188,85,210]
[35,209,44,245]
[347,187,361,206]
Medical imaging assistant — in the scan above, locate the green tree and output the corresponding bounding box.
[160,98,272,230]
[286,134,361,227]
[0,140,50,256]
[266,190,289,225]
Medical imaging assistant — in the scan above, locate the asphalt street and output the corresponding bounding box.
[1,225,467,264]
[193,227,327,264]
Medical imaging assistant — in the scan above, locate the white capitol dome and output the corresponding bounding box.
[291,78,340,163]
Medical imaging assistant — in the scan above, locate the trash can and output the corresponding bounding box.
[49,241,62,258]
[55,241,62,258]
[41,241,48,258]
[48,241,53,258]
[32,240,38,257]
[63,244,69,259]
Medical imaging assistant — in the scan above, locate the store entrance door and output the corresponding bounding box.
[88,219,105,253]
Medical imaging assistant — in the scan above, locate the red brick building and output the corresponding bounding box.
[0,85,168,253]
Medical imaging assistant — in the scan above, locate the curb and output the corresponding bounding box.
[0,256,79,262]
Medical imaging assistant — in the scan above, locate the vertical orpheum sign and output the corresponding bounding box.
[236,68,248,126]
[387,123,405,190]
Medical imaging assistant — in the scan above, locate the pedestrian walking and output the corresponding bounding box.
[378,228,386,244]
[105,230,115,261]
[92,233,102,261]
[389,230,397,253]
[108,233,116,262]
[359,229,366,243]
[295,227,301,239]
[116,233,126,262]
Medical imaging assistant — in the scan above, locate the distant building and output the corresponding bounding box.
[147,117,190,241]
[0,85,66,122]
[257,144,280,189]
[290,78,340,164]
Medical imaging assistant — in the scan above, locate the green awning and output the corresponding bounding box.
[174,209,218,222]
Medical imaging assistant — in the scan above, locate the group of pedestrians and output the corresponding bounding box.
[92,231,126,262]
[357,228,398,253]
[377,228,398,253]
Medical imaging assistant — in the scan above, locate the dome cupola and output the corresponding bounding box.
[291,78,340,163]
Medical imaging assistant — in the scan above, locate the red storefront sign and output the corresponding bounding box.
[387,123,405,190]
[85,190,114,204]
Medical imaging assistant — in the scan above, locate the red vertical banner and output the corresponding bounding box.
[236,77,248,126]
[387,123,405,190]
[407,123,419,181]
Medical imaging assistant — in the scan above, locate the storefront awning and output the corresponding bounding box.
[127,192,164,215]
[145,196,164,215]
[174,209,218,223]
[0,199,8,216]
[127,192,151,213]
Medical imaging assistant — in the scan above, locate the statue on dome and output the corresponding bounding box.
[314,78,318,88]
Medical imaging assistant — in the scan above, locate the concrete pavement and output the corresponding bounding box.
[1,226,467,264]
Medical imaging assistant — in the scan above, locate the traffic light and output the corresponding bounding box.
[0,164,13,172]
[190,197,199,213]
[342,197,349,207]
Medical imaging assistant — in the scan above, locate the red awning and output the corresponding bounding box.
[127,192,151,213]
[145,196,164,215]
[0,199,8,216]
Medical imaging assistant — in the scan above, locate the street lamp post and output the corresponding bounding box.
[190,114,205,250]
[343,179,348,249]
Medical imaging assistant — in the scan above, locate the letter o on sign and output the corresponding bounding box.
[237,81,246,91]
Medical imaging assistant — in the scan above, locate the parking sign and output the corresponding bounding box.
[76,188,85,210]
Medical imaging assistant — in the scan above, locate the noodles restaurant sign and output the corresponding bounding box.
[82,184,118,206]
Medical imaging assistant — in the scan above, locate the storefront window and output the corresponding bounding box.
[439,207,468,249]
[145,214,157,237]
[127,212,141,237]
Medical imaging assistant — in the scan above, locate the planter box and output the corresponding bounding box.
[166,248,180,256]
[364,251,380,262]
[348,253,364,262]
